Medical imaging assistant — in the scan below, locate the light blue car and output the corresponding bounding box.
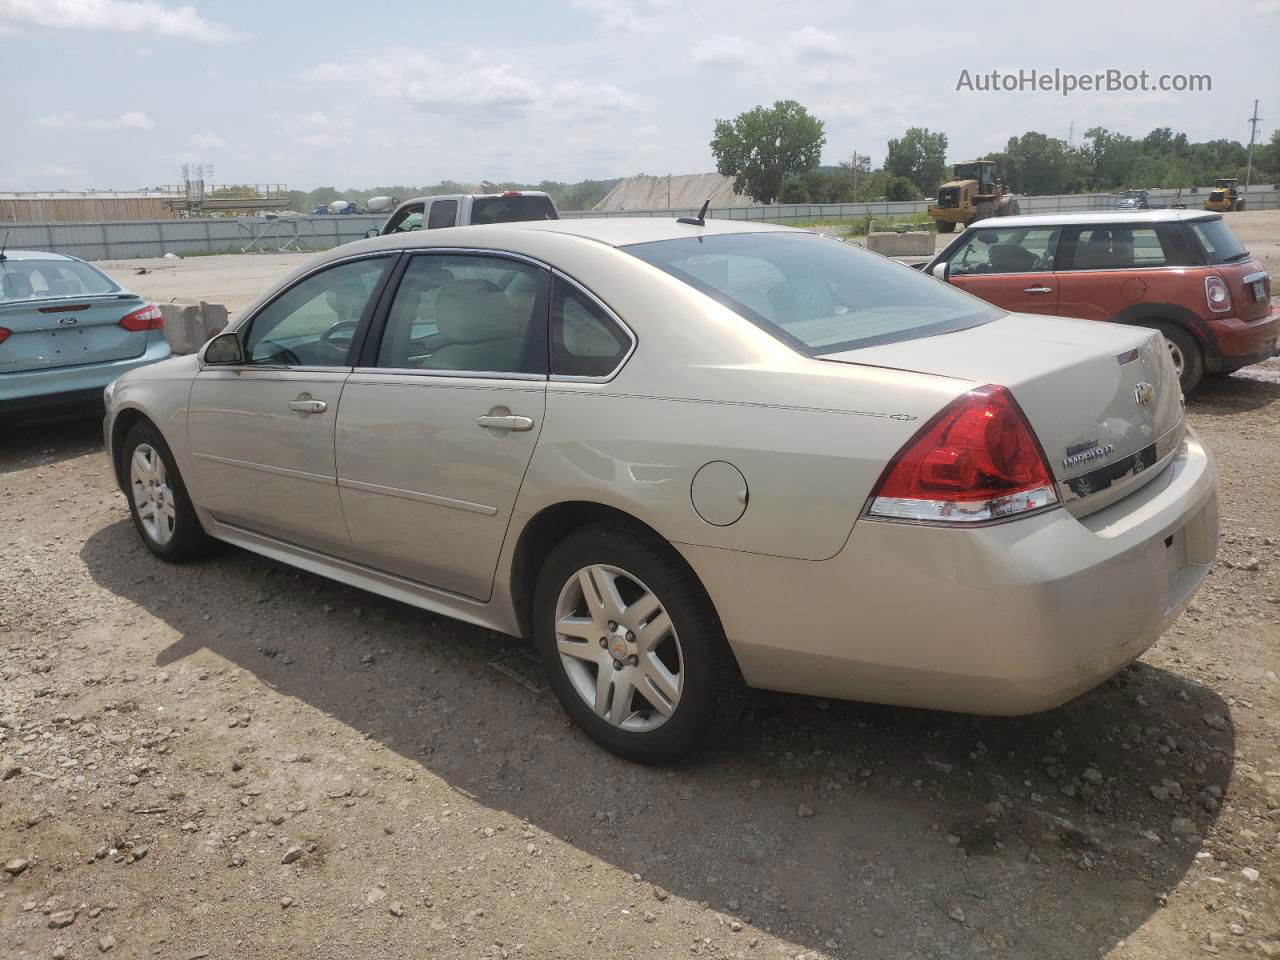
[0,250,170,422]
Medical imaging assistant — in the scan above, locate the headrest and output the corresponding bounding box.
[988,244,1035,272]
[436,279,524,344]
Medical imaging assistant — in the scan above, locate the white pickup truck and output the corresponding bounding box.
[373,190,559,236]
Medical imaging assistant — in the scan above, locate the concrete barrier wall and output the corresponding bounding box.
[1,185,1276,261]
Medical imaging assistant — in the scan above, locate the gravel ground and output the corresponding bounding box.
[2,218,1278,960]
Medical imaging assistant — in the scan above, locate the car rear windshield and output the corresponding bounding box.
[470,195,558,225]
[0,259,119,303]
[1190,218,1250,264]
[622,232,1001,355]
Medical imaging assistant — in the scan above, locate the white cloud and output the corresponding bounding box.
[33,110,154,131]
[285,111,355,149]
[570,0,677,34]
[690,34,756,67]
[189,131,225,149]
[0,0,237,42]
[788,25,844,58]
[1251,0,1278,11]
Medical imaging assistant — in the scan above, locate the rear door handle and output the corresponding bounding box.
[477,414,534,432]
[288,395,327,414]
[1023,286,1053,294]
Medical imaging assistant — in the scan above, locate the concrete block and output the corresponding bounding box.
[162,301,230,355]
[865,231,934,257]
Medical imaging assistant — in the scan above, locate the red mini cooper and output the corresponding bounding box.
[923,210,1278,392]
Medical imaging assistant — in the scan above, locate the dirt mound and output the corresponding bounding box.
[593,172,751,210]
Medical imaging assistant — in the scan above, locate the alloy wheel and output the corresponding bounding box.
[554,564,683,732]
[130,443,176,546]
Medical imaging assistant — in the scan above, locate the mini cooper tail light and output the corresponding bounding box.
[866,385,1058,525]
[1204,276,1231,313]
[118,303,165,332]
[0,327,10,344]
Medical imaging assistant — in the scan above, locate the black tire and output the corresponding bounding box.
[1148,322,1204,394]
[936,221,956,234]
[531,523,747,763]
[121,420,213,562]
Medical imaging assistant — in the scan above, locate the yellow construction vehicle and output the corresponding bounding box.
[1203,178,1245,212]
[927,160,1020,233]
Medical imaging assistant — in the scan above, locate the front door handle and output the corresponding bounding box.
[288,394,327,415]
[477,414,534,432]
[1023,286,1053,295]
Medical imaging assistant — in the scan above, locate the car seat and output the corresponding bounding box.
[419,278,528,373]
[1,271,34,300]
[987,244,1037,273]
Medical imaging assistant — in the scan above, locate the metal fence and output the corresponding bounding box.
[1,185,1276,261]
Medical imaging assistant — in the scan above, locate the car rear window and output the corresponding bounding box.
[0,259,119,302]
[470,195,558,224]
[623,232,1001,355]
[1189,218,1250,264]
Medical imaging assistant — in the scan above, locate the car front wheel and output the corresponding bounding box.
[123,421,212,562]
[532,523,746,763]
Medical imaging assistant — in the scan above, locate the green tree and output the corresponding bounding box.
[883,176,922,201]
[710,100,826,204]
[885,127,949,195]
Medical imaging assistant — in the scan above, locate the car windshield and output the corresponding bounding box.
[1190,219,1250,264]
[470,195,557,224]
[623,232,1001,355]
[0,258,119,303]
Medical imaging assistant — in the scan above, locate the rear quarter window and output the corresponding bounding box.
[1188,219,1250,264]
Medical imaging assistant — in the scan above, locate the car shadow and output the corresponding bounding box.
[81,519,1234,958]
[1189,367,1280,416]
[0,413,104,473]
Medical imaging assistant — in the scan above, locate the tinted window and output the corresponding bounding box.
[551,278,631,378]
[375,255,546,375]
[244,257,390,366]
[1067,226,1174,270]
[470,195,557,224]
[382,203,423,234]
[0,259,118,302]
[948,226,1060,276]
[624,232,1000,355]
[426,200,458,229]
[1189,219,1250,264]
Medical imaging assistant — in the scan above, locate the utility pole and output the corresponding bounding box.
[1244,99,1262,190]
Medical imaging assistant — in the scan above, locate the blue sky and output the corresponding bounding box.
[1,0,1276,191]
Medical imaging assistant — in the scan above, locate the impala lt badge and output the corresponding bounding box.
[1134,382,1155,406]
[1063,439,1115,469]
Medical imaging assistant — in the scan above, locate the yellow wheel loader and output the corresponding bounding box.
[927,160,1020,233]
[1203,178,1245,212]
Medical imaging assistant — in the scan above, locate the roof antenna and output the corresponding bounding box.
[0,231,9,262]
[677,198,711,227]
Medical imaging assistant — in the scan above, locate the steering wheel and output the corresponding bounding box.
[320,319,360,352]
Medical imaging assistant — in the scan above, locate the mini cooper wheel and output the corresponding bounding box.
[532,523,746,763]
[1150,322,1203,394]
[122,421,212,562]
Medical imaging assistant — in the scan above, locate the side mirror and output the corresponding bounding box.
[204,331,244,365]
[365,228,380,239]
[931,261,950,281]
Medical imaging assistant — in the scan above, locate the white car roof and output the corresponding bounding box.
[969,209,1221,230]
[0,249,80,262]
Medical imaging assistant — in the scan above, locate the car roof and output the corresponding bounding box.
[0,249,81,263]
[402,191,554,203]
[969,210,1221,229]
[419,216,796,247]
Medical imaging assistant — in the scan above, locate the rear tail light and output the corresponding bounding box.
[866,384,1058,525]
[0,327,10,344]
[119,303,164,332]
[1205,276,1231,313]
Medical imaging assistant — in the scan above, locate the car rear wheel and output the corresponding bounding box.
[1149,322,1204,394]
[532,523,746,763]
[123,421,212,562]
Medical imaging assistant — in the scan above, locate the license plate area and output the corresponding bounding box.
[1251,280,1266,302]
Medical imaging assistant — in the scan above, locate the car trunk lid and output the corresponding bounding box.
[0,293,152,374]
[821,313,1185,518]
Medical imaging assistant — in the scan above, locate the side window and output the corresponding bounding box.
[384,203,423,233]
[1068,227,1170,270]
[374,254,546,375]
[551,278,632,378]
[243,257,390,367]
[426,200,458,229]
[948,227,1059,276]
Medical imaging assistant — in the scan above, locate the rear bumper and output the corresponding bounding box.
[0,337,171,417]
[1204,307,1280,372]
[679,429,1218,715]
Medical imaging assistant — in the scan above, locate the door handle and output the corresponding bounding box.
[1023,286,1053,294]
[477,414,534,432]
[288,395,327,414]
